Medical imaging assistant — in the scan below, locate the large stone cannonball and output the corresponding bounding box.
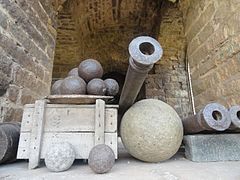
[60,76,86,95]
[87,78,106,95]
[78,59,103,82]
[45,142,75,172]
[88,144,115,174]
[51,79,63,95]
[120,99,183,163]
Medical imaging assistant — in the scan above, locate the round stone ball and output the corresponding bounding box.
[51,79,63,95]
[120,99,183,163]
[45,142,75,172]
[104,79,119,96]
[87,78,106,95]
[60,76,86,95]
[78,59,103,82]
[88,144,115,174]
[68,67,79,77]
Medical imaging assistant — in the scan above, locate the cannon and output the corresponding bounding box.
[228,105,240,131]
[118,36,163,121]
[182,103,231,134]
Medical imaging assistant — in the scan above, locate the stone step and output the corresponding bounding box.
[184,134,240,162]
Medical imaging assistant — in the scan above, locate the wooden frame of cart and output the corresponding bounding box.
[17,97,118,170]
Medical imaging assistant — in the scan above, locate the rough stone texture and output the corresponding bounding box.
[183,0,240,111]
[104,79,119,96]
[88,144,115,174]
[145,2,193,119]
[87,78,106,95]
[0,0,57,122]
[44,142,75,172]
[184,134,240,162]
[120,99,183,163]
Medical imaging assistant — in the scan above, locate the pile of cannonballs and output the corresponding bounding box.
[51,59,119,96]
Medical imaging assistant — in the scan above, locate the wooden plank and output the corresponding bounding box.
[46,95,114,104]
[21,106,117,133]
[28,100,47,169]
[94,99,105,145]
[17,132,118,159]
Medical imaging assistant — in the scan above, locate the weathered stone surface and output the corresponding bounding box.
[184,134,240,162]
[45,142,75,172]
[88,144,115,174]
[120,99,183,163]
[87,78,106,95]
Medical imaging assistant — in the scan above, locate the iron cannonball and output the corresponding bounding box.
[45,142,75,172]
[60,76,86,95]
[104,79,119,96]
[78,59,103,82]
[88,144,115,174]
[51,79,63,95]
[120,99,183,163]
[87,78,106,95]
[68,67,79,77]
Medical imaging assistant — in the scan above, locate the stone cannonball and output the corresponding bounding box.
[87,78,106,95]
[120,99,183,163]
[78,59,103,82]
[104,79,119,96]
[60,76,86,95]
[68,67,79,77]
[51,79,63,95]
[45,142,76,172]
[88,144,115,174]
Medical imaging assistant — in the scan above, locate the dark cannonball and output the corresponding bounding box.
[68,68,79,77]
[88,144,115,174]
[60,76,86,95]
[87,78,106,95]
[104,79,119,96]
[78,59,103,82]
[51,80,63,95]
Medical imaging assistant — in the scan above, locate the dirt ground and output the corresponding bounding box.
[1,142,240,180]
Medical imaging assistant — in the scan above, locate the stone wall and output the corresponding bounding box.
[184,0,240,111]
[145,1,193,118]
[0,0,56,122]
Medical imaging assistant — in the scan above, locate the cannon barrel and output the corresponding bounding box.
[182,103,231,134]
[119,36,163,119]
[228,105,240,131]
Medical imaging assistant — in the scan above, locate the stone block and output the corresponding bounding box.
[184,134,240,162]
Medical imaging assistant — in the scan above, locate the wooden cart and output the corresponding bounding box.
[17,95,118,170]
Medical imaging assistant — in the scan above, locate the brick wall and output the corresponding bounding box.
[184,0,240,111]
[145,1,193,118]
[0,0,56,122]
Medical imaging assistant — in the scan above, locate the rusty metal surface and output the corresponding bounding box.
[182,103,231,134]
[118,36,163,119]
[78,59,103,82]
[228,105,240,130]
[87,78,106,95]
[60,76,86,95]
[51,79,63,95]
[68,68,79,77]
[104,79,119,96]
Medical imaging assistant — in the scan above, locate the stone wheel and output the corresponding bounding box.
[44,142,76,172]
